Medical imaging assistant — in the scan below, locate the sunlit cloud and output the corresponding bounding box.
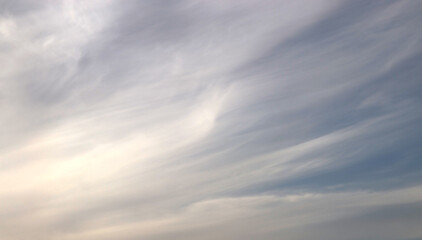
[1,1,421,240]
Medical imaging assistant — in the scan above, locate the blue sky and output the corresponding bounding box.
[0,1,421,239]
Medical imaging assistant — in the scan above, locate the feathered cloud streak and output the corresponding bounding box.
[0,0,421,239]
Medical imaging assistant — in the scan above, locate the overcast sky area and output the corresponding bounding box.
[1,0,422,239]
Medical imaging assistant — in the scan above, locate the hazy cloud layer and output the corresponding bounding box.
[1,1,421,239]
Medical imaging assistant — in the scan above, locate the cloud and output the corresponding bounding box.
[0,0,421,239]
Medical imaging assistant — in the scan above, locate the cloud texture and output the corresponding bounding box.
[0,0,421,239]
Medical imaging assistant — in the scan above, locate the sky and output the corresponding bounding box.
[0,0,421,239]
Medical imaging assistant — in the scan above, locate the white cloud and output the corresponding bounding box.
[0,1,421,240]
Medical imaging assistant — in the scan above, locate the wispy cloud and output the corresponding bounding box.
[1,0,421,239]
